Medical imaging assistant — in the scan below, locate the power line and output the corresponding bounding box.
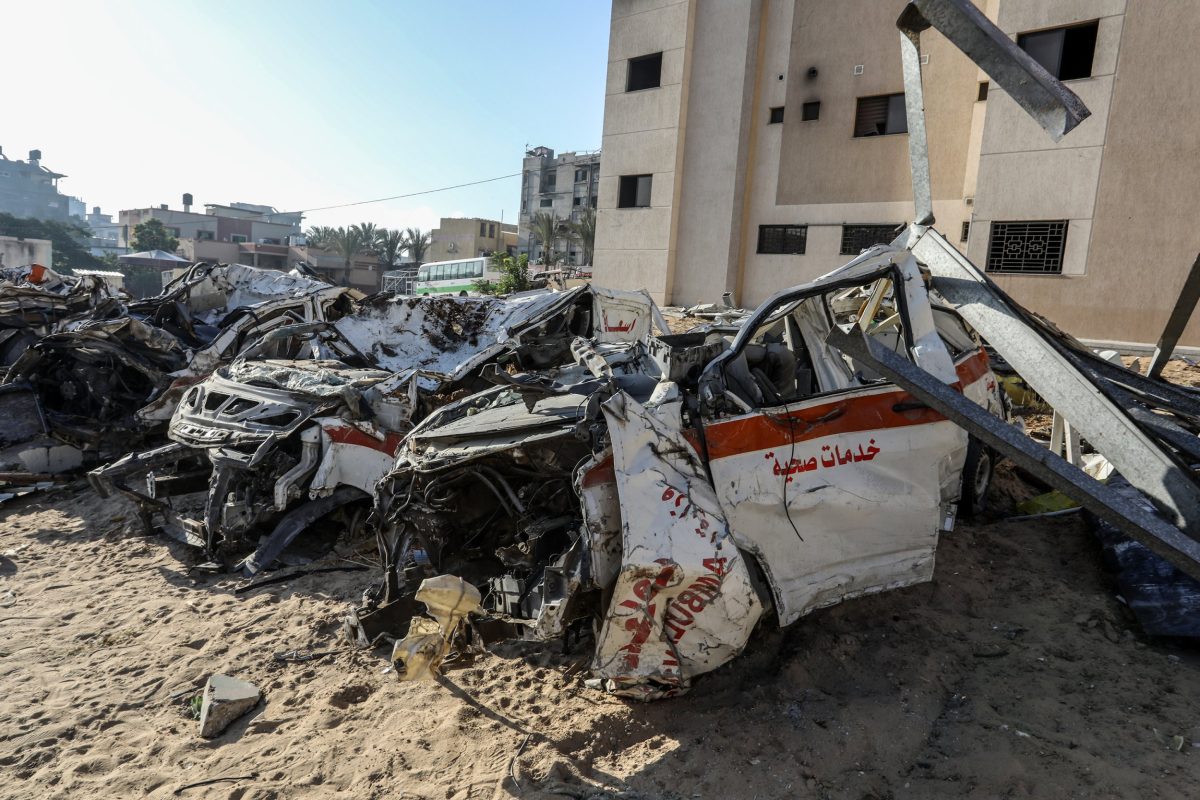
[286,172,523,215]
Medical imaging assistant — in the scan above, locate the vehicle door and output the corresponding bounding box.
[699,252,968,626]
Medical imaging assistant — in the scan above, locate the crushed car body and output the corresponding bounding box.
[350,246,1010,699]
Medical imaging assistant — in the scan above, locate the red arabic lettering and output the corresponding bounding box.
[764,438,881,481]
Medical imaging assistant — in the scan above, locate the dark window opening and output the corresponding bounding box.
[853,93,908,137]
[977,82,989,102]
[542,172,556,191]
[626,52,663,91]
[480,222,488,236]
[960,221,971,243]
[573,197,582,206]
[768,106,785,124]
[757,225,808,255]
[539,198,553,207]
[986,220,1069,274]
[840,224,901,255]
[1018,21,1098,81]
[618,174,653,208]
[488,223,496,238]
[801,101,821,121]
[575,169,588,182]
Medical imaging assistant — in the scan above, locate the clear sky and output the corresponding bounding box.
[2,0,611,232]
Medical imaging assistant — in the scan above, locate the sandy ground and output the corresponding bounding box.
[2,478,1199,800]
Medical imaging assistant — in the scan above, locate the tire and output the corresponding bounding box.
[959,436,994,519]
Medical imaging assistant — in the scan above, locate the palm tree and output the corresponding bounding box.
[352,222,382,250]
[326,226,369,280]
[403,227,431,266]
[304,226,336,250]
[530,211,559,265]
[377,229,406,269]
[565,209,596,266]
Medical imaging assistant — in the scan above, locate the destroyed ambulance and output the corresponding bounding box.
[88,286,663,574]
[351,243,1009,699]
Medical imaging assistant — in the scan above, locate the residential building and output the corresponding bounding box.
[84,207,128,258]
[428,217,517,264]
[0,235,52,268]
[119,196,302,251]
[0,147,71,222]
[593,0,1200,347]
[518,147,600,266]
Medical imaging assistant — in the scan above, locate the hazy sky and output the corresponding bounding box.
[2,0,610,232]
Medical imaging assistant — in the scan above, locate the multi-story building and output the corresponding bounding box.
[428,216,517,264]
[0,236,52,268]
[0,147,71,223]
[518,147,600,266]
[594,0,1200,347]
[84,207,128,258]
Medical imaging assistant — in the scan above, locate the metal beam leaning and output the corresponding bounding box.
[896,8,933,225]
[826,326,1200,583]
[897,0,1090,141]
[912,227,1200,536]
[1148,252,1200,380]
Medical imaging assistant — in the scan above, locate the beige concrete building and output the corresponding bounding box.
[427,217,517,264]
[594,0,1200,346]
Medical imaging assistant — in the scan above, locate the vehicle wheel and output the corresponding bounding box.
[960,437,994,519]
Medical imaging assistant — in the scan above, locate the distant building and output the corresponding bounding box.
[428,217,517,264]
[0,235,52,268]
[84,206,128,258]
[0,147,71,222]
[518,147,599,266]
[67,196,86,222]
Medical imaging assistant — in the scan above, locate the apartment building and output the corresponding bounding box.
[518,147,600,266]
[0,147,71,223]
[594,0,1200,346]
[427,216,517,264]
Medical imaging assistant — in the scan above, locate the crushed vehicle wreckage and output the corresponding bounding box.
[347,247,1009,699]
[88,285,664,575]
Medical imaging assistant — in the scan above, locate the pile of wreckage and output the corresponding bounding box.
[4,0,1200,700]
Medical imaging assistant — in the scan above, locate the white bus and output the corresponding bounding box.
[412,257,499,295]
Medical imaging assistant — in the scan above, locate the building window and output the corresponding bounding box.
[488,223,495,238]
[768,106,785,124]
[480,222,487,236]
[231,234,248,244]
[960,221,971,242]
[840,224,900,255]
[1018,21,1098,81]
[539,198,553,207]
[853,93,908,137]
[757,225,808,255]
[986,221,1069,274]
[167,227,181,237]
[575,169,588,182]
[627,52,663,91]
[617,174,653,208]
[197,230,215,241]
[543,172,556,191]
[801,101,821,121]
[977,82,989,102]
[573,197,582,206]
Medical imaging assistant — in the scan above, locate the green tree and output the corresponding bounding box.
[0,212,102,272]
[304,225,336,249]
[377,228,406,269]
[529,211,560,265]
[326,226,369,279]
[474,251,531,295]
[403,227,430,266]
[565,208,596,267]
[352,222,382,249]
[131,218,179,253]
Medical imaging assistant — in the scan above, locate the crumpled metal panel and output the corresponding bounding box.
[592,392,762,700]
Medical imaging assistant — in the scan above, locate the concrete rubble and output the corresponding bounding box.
[6,0,1200,702]
[199,674,261,738]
